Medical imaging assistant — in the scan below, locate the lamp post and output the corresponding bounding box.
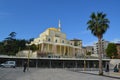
[28,46,30,70]
[26,43,30,71]
[35,43,38,68]
[84,53,86,71]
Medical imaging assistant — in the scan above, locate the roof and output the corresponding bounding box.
[115,43,120,45]
[48,27,58,32]
[70,38,82,41]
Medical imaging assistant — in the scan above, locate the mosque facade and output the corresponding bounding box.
[30,21,82,58]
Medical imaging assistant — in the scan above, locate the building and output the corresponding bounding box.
[115,43,120,58]
[93,40,109,57]
[30,21,82,58]
[81,46,95,58]
[16,50,37,58]
[86,46,94,54]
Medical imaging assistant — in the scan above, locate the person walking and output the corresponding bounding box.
[23,62,27,72]
[105,63,109,72]
[114,64,118,72]
[118,63,120,72]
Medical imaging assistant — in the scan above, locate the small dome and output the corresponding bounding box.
[48,27,58,31]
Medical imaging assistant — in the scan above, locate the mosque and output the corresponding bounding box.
[30,20,82,58]
[9,21,110,68]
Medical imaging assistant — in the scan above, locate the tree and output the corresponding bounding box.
[29,44,38,51]
[106,43,117,59]
[3,32,17,55]
[0,42,4,54]
[9,32,16,39]
[27,38,34,44]
[87,12,110,75]
[0,32,35,56]
[5,32,16,40]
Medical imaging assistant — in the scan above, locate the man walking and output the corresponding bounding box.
[23,62,27,72]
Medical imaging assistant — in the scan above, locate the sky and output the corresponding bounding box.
[0,0,120,46]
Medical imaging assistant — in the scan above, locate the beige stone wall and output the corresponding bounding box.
[30,27,82,57]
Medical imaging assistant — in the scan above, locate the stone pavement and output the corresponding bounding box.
[69,68,120,79]
[81,71,120,78]
[0,67,120,80]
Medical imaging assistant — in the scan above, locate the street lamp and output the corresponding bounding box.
[35,43,39,68]
[84,53,86,71]
[26,43,30,71]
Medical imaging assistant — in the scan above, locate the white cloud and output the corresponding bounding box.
[83,38,120,46]
[111,38,120,43]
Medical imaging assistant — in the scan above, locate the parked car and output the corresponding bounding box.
[0,61,16,68]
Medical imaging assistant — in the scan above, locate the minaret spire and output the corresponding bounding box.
[58,19,61,31]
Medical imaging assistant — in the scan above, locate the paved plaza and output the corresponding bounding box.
[0,67,120,80]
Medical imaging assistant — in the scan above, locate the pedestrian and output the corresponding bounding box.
[118,63,120,72]
[23,62,27,72]
[105,63,109,72]
[114,64,118,72]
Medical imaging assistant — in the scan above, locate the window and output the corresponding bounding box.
[62,40,64,43]
[55,40,57,43]
[48,38,50,42]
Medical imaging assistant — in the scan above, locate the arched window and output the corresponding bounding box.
[55,40,57,43]
[48,38,51,42]
[62,40,64,43]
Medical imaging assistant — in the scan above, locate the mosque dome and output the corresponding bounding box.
[48,27,59,31]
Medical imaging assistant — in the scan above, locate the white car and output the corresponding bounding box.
[0,61,16,68]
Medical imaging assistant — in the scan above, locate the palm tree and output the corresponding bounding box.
[87,12,110,75]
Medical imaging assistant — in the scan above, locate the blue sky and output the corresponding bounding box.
[0,0,120,46]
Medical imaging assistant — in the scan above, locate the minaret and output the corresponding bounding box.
[58,19,61,31]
